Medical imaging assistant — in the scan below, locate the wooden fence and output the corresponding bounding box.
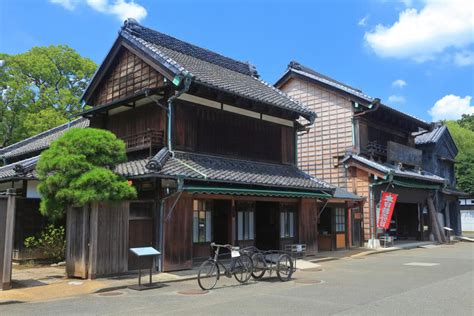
[66,201,129,279]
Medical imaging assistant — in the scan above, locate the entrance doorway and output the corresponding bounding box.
[212,200,232,246]
[389,203,419,240]
[255,201,280,250]
[351,207,362,247]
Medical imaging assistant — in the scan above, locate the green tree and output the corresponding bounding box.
[0,45,96,146]
[37,128,137,219]
[446,120,474,194]
[458,114,474,131]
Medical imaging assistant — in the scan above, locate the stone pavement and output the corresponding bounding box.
[0,240,437,304]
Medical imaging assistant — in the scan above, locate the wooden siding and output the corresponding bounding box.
[280,78,353,188]
[346,168,371,240]
[66,202,129,279]
[103,103,166,143]
[90,47,165,106]
[66,206,89,279]
[0,195,15,290]
[92,201,129,278]
[163,193,193,271]
[298,198,318,254]
[173,100,295,164]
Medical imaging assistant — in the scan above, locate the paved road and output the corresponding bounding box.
[3,242,473,315]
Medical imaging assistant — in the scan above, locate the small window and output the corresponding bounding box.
[335,208,345,232]
[280,204,296,238]
[236,201,255,241]
[130,201,154,219]
[193,200,213,243]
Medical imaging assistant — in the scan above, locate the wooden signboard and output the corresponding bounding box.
[387,141,422,167]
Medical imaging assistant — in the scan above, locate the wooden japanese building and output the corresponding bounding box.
[62,19,354,275]
[276,61,462,246]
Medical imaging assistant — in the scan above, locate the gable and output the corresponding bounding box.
[89,46,166,106]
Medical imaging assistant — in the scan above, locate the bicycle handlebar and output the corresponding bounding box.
[210,242,238,250]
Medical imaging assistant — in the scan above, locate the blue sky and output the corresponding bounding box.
[1,0,473,122]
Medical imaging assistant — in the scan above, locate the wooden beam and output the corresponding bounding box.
[191,193,299,203]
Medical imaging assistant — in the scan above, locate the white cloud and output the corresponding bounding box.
[50,0,147,21]
[453,50,474,66]
[388,95,406,103]
[49,0,79,10]
[358,15,369,27]
[392,79,407,88]
[364,0,474,64]
[429,95,474,121]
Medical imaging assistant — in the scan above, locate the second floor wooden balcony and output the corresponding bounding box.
[122,129,164,153]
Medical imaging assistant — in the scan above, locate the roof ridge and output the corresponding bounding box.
[288,60,365,94]
[0,118,86,155]
[122,19,255,76]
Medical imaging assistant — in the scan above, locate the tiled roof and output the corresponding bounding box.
[279,61,429,127]
[332,188,364,200]
[0,156,39,180]
[342,154,446,184]
[415,125,447,145]
[284,61,373,102]
[118,20,315,122]
[116,151,334,191]
[0,118,89,160]
[146,147,171,171]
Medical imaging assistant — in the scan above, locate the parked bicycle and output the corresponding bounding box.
[197,242,253,290]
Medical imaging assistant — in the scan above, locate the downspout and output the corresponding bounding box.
[167,75,192,156]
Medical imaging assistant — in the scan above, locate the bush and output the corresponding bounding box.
[24,225,66,262]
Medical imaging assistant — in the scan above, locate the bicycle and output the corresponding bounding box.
[197,242,253,290]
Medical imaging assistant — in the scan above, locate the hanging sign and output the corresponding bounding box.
[377,191,398,229]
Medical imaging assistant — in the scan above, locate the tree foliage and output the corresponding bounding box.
[0,45,96,146]
[458,114,474,132]
[37,128,136,219]
[446,120,474,194]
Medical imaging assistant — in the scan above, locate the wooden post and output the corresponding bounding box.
[0,190,16,290]
[88,202,99,279]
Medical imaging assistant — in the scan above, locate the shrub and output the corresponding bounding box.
[24,225,66,261]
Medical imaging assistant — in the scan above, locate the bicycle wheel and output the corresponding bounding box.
[276,254,293,282]
[233,253,253,284]
[198,259,219,290]
[251,252,266,280]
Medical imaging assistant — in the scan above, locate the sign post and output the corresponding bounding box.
[377,192,398,230]
[128,247,162,291]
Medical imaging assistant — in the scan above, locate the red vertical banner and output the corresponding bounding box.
[377,192,398,229]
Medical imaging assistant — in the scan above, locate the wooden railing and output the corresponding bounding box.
[122,130,164,153]
[366,141,387,158]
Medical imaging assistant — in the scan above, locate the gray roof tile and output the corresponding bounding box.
[342,154,446,184]
[119,21,315,122]
[116,151,333,191]
[0,119,89,161]
[0,156,39,180]
[415,125,447,145]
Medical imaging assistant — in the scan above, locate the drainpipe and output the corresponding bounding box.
[166,75,192,156]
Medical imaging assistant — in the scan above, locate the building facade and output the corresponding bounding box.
[276,61,461,244]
